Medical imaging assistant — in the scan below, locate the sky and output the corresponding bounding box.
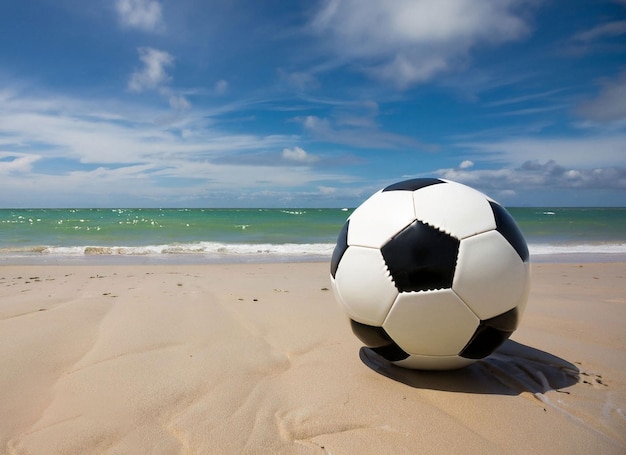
[1,0,625,208]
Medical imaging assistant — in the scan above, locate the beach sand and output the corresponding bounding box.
[0,261,624,454]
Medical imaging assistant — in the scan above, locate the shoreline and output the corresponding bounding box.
[1,261,624,453]
[2,251,626,266]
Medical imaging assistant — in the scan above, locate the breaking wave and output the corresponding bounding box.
[529,242,626,256]
[0,242,336,260]
[1,241,625,264]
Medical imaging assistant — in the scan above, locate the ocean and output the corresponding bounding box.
[1,207,625,264]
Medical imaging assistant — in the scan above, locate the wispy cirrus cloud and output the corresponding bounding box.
[571,20,626,44]
[297,115,435,151]
[562,8,626,57]
[0,86,360,206]
[483,89,567,108]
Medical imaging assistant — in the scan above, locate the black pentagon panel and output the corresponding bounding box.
[484,306,519,332]
[489,201,529,263]
[459,307,519,360]
[350,319,393,347]
[350,320,410,362]
[381,220,459,292]
[371,344,411,362]
[382,178,444,192]
[330,220,349,278]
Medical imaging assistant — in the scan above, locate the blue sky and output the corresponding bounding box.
[1,0,625,208]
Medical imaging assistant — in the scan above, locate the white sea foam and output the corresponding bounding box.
[529,243,626,255]
[2,242,625,264]
[0,242,336,258]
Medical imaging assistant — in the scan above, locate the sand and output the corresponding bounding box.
[0,261,624,454]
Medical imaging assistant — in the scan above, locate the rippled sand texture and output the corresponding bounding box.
[0,262,624,454]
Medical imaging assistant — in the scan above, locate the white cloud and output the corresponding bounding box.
[0,90,288,165]
[127,49,193,111]
[571,20,626,43]
[459,160,474,169]
[371,54,448,86]
[5,157,350,207]
[564,19,626,56]
[459,134,626,168]
[310,0,535,87]
[214,80,229,95]
[278,70,319,91]
[0,152,41,174]
[116,0,163,32]
[128,47,174,92]
[445,133,626,200]
[484,89,567,108]
[436,160,626,192]
[577,70,626,123]
[299,115,430,150]
[168,94,191,110]
[282,146,319,164]
[0,88,361,206]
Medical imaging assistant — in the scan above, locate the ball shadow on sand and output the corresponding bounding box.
[359,340,580,396]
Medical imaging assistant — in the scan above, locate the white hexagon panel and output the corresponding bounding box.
[453,230,531,321]
[332,245,399,326]
[383,289,480,356]
[411,180,496,240]
[347,190,416,249]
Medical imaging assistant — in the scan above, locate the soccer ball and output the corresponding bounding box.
[330,178,530,370]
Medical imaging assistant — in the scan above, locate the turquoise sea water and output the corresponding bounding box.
[0,207,625,264]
